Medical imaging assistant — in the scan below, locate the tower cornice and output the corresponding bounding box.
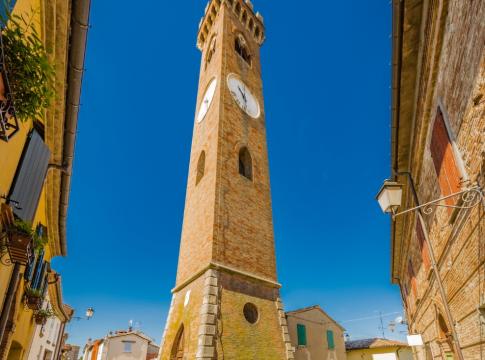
[197,0,265,51]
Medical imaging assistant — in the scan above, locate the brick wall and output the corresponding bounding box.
[395,0,485,359]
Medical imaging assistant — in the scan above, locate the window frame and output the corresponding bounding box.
[296,324,307,347]
[122,341,134,353]
[326,329,335,350]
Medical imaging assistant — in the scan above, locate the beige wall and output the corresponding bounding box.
[347,347,413,360]
[287,308,347,360]
[105,334,148,360]
[26,295,63,360]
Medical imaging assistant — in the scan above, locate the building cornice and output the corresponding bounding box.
[172,261,281,293]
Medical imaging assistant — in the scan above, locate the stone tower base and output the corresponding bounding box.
[159,266,294,360]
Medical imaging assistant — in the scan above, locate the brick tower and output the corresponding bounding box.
[159,1,293,359]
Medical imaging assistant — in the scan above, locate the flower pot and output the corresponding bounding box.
[25,295,43,311]
[6,228,34,265]
[34,314,47,325]
[0,73,7,102]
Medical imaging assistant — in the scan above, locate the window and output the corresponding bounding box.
[123,341,134,353]
[297,324,307,346]
[326,330,335,350]
[416,218,431,271]
[235,2,241,16]
[241,11,247,24]
[238,147,253,180]
[206,36,216,66]
[235,34,251,65]
[196,151,206,185]
[430,108,462,209]
[8,129,51,222]
[170,325,185,360]
[243,303,258,324]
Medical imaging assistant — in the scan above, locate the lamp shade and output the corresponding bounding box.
[376,180,403,213]
[86,307,94,319]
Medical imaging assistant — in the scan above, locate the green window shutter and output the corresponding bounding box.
[297,324,307,346]
[326,330,335,350]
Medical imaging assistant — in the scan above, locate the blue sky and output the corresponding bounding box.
[52,0,407,347]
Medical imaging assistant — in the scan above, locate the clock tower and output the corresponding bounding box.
[159,1,294,359]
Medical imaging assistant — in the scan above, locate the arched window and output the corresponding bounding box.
[170,325,185,360]
[235,34,251,65]
[238,147,253,180]
[241,11,247,24]
[196,151,206,185]
[254,26,260,39]
[248,18,254,32]
[206,36,217,66]
[235,2,241,16]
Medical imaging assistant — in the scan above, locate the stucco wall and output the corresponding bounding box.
[287,308,347,360]
[105,334,148,360]
[347,347,413,360]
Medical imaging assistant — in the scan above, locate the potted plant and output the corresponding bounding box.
[33,308,54,325]
[5,219,34,264]
[0,7,54,141]
[24,287,43,310]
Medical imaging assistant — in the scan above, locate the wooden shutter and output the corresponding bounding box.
[326,330,335,350]
[430,109,461,208]
[8,129,50,222]
[31,249,45,289]
[416,218,431,271]
[297,324,307,346]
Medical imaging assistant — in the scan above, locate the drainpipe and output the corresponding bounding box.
[56,0,91,256]
[394,171,465,360]
[0,263,20,354]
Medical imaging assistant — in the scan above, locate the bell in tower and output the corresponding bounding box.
[158,1,294,359]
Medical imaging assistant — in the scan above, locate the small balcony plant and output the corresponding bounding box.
[33,308,54,326]
[24,286,43,310]
[5,219,35,265]
[0,6,54,141]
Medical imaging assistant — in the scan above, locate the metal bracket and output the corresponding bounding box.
[392,186,484,219]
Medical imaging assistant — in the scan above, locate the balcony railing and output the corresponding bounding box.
[0,32,19,142]
[0,204,35,266]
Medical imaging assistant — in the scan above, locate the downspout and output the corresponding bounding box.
[57,0,91,256]
[0,263,20,356]
[390,0,404,284]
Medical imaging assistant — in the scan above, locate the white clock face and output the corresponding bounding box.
[227,74,260,119]
[197,78,218,123]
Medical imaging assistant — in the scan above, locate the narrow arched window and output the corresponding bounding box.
[196,151,206,185]
[235,34,251,65]
[238,147,253,181]
[235,2,241,16]
[206,36,217,67]
[170,325,185,360]
[241,11,247,24]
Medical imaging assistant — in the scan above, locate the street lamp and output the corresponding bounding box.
[85,307,94,320]
[376,180,483,218]
[376,173,484,360]
[376,180,403,214]
[72,307,95,321]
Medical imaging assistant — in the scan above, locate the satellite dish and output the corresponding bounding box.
[395,316,404,324]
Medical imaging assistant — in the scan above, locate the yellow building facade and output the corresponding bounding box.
[0,0,90,359]
[346,339,413,360]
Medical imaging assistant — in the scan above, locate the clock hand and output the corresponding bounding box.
[238,86,247,103]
